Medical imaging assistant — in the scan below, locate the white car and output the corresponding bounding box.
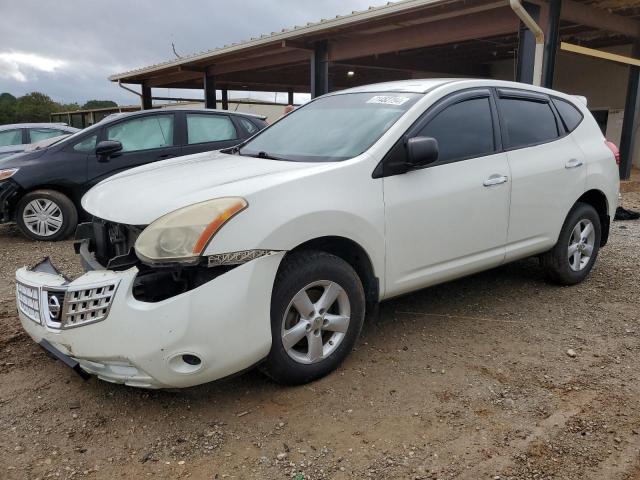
[15,79,619,389]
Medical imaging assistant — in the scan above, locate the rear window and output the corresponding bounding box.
[187,114,237,144]
[29,128,67,143]
[499,98,559,149]
[553,98,583,133]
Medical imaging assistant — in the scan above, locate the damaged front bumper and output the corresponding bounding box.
[15,252,285,388]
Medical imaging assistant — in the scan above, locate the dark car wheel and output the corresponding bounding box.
[263,250,366,385]
[541,202,601,285]
[16,190,78,241]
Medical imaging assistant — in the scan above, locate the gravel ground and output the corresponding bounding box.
[0,182,639,480]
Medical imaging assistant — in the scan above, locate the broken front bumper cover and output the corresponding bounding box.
[15,252,285,389]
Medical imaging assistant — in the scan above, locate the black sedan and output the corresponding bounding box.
[0,108,267,241]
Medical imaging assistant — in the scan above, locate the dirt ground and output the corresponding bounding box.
[1,181,640,480]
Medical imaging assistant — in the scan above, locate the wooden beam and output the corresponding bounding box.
[209,49,310,75]
[141,86,152,110]
[178,65,206,73]
[145,70,202,88]
[329,7,520,61]
[334,56,489,76]
[561,0,640,38]
[204,73,216,109]
[560,42,640,66]
[281,40,314,51]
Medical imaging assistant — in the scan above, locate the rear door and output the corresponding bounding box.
[496,89,587,261]
[181,112,243,155]
[87,112,180,188]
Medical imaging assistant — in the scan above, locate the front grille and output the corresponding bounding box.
[63,283,118,328]
[16,282,40,323]
[16,280,120,329]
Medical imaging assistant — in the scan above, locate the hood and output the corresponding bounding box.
[0,148,47,167]
[82,150,328,225]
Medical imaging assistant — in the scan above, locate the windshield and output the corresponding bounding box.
[239,92,422,162]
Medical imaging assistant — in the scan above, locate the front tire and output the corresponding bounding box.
[16,190,78,241]
[264,250,366,385]
[541,202,601,285]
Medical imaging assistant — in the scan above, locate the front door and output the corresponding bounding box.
[382,90,511,297]
[87,112,181,188]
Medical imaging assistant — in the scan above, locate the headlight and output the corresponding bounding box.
[0,168,18,181]
[135,197,247,264]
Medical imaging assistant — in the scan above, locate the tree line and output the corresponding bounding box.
[0,92,117,125]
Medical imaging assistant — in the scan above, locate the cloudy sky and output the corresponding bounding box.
[0,0,377,105]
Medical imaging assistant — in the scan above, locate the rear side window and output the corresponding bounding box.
[499,98,558,148]
[187,114,237,144]
[29,128,66,143]
[107,115,174,152]
[237,117,260,135]
[0,129,22,147]
[553,98,583,133]
[416,97,495,163]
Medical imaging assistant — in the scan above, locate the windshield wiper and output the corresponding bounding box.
[257,151,284,160]
[239,150,287,161]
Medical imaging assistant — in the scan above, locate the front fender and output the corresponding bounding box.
[202,158,386,294]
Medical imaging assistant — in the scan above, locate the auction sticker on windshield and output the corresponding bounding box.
[366,95,411,106]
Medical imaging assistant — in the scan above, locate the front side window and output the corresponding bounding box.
[499,98,558,149]
[417,97,495,163]
[240,92,422,162]
[187,114,237,144]
[72,134,97,153]
[29,128,66,143]
[553,98,583,133]
[106,115,174,152]
[0,129,22,147]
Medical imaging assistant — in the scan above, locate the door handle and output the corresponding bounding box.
[565,158,584,169]
[483,175,508,187]
[157,154,175,159]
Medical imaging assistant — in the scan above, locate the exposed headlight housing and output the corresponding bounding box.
[135,197,247,264]
[0,168,19,181]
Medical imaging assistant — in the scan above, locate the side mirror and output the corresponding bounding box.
[406,136,438,168]
[95,140,122,162]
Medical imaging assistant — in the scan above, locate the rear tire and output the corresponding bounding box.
[541,202,601,285]
[16,190,77,241]
[263,250,365,385]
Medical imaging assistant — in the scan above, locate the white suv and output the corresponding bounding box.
[15,79,619,389]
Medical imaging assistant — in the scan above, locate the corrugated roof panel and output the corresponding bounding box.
[109,0,450,81]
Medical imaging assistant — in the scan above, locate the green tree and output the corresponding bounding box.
[14,92,57,122]
[0,92,17,124]
[82,99,117,110]
[56,102,81,113]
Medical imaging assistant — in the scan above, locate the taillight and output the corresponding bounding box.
[605,140,620,165]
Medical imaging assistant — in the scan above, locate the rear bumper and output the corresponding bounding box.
[15,252,285,388]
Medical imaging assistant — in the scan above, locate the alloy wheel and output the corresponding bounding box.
[281,280,351,365]
[567,218,595,272]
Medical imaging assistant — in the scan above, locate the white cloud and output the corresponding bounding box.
[0,52,67,82]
